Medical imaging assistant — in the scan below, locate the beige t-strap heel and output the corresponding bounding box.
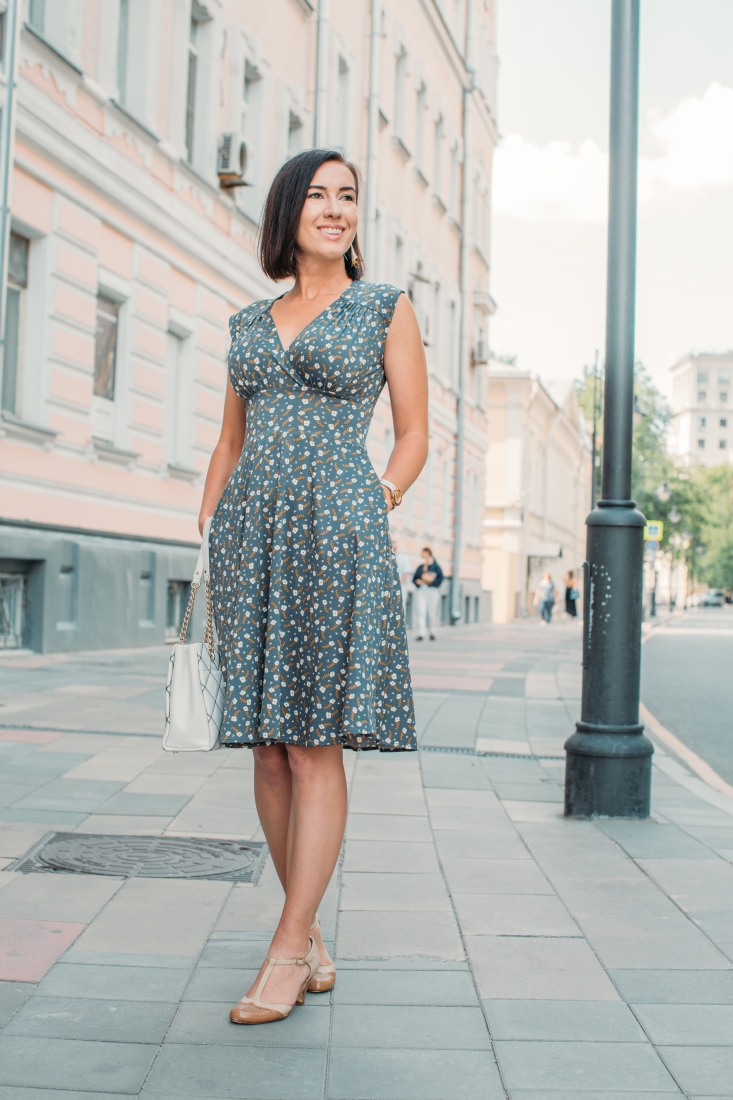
[307,914,336,993]
[230,937,319,1025]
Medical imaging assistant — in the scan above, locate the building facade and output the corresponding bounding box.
[482,366,591,624]
[669,352,733,468]
[0,0,498,651]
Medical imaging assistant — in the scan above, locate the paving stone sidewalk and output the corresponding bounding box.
[0,618,732,1099]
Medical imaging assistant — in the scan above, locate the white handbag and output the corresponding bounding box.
[163,518,225,752]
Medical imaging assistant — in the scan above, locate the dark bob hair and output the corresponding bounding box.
[258,149,364,282]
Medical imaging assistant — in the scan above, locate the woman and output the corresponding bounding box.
[412,547,444,640]
[563,570,578,620]
[533,572,556,625]
[198,149,428,1025]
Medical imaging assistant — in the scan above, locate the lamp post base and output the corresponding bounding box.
[564,728,653,818]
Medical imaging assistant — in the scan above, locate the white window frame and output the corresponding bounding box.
[394,45,408,147]
[414,77,428,179]
[1,232,30,417]
[165,316,194,472]
[184,1,218,180]
[335,53,351,153]
[91,273,130,448]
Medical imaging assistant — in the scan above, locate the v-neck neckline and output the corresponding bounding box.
[268,283,354,355]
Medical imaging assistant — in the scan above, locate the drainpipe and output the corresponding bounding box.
[0,0,20,398]
[313,0,329,147]
[364,0,381,277]
[450,0,475,622]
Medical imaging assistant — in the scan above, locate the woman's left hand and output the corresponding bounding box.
[382,485,394,512]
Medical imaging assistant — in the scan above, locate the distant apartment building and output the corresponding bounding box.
[482,366,591,623]
[0,0,497,651]
[669,352,733,467]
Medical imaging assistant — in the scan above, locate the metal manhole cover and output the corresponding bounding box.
[12,833,267,884]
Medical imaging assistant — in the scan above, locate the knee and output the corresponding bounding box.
[286,744,341,781]
[254,747,291,786]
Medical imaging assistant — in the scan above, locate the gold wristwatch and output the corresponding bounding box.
[380,478,403,507]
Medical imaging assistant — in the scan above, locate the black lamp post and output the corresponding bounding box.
[564,0,654,818]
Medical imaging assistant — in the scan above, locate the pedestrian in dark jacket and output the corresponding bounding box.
[413,547,443,640]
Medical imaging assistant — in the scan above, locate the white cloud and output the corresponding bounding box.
[493,82,733,222]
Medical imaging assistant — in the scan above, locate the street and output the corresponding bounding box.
[642,606,733,785]
[0,614,732,1098]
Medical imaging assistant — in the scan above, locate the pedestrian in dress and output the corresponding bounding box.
[534,572,556,625]
[563,570,579,621]
[393,539,414,615]
[413,547,444,640]
[198,150,429,1025]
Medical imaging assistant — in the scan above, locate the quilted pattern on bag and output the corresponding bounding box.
[198,647,225,736]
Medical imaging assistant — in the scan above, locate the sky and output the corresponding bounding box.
[490,0,733,395]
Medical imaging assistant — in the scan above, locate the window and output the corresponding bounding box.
[139,558,155,627]
[698,438,705,449]
[93,295,120,400]
[2,233,30,415]
[415,81,427,175]
[433,115,444,200]
[117,0,130,105]
[721,419,727,428]
[0,3,6,62]
[697,371,709,383]
[431,282,441,367]
[185,13,199,162]
[720,440,727,450]
[166,581,188,641]
[336,56,350,151]
[448,299,457,386]
[721,392,728,403]
[165,330,190,466]
[394,236,404,289]
[698,417,706,429]
[449,143,460,219]
[698,391,706,402]
[287,111,304,157]
[27,0,45,33]
[238,59,263,216]
[719,373,730,385]
[394,48,407,143]
[0,574,25,649]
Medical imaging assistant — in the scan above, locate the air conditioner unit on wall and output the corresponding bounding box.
[217,134,250,188]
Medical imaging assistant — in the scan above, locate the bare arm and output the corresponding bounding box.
[198,379,247,534]
[381,294,429,512]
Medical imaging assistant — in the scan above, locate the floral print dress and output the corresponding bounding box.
[209,281,417,752]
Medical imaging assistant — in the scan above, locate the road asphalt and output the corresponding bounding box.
[641,605,733,785]
[0,613,731,1099]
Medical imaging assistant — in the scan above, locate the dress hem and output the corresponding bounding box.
[219,738,417,753]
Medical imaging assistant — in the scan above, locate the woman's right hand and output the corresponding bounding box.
[198,512,212,536]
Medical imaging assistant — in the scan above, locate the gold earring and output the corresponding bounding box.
[350,243,357,266]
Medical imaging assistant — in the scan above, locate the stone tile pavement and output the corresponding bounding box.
[0,619,732,1098]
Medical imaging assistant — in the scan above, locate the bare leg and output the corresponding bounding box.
[245,744,347,1005]
[252,745,334,967]
[252,745,291,888]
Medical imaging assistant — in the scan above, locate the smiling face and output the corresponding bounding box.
[295,160,358,268]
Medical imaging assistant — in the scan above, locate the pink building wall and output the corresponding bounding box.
[1,0,498,631]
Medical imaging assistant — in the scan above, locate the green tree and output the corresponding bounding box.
[701,467,733,591]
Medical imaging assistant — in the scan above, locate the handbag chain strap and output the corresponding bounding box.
[178,582,198,647]
[203,576,216,660]
[178,519,216,660]
[178,577,216,662]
